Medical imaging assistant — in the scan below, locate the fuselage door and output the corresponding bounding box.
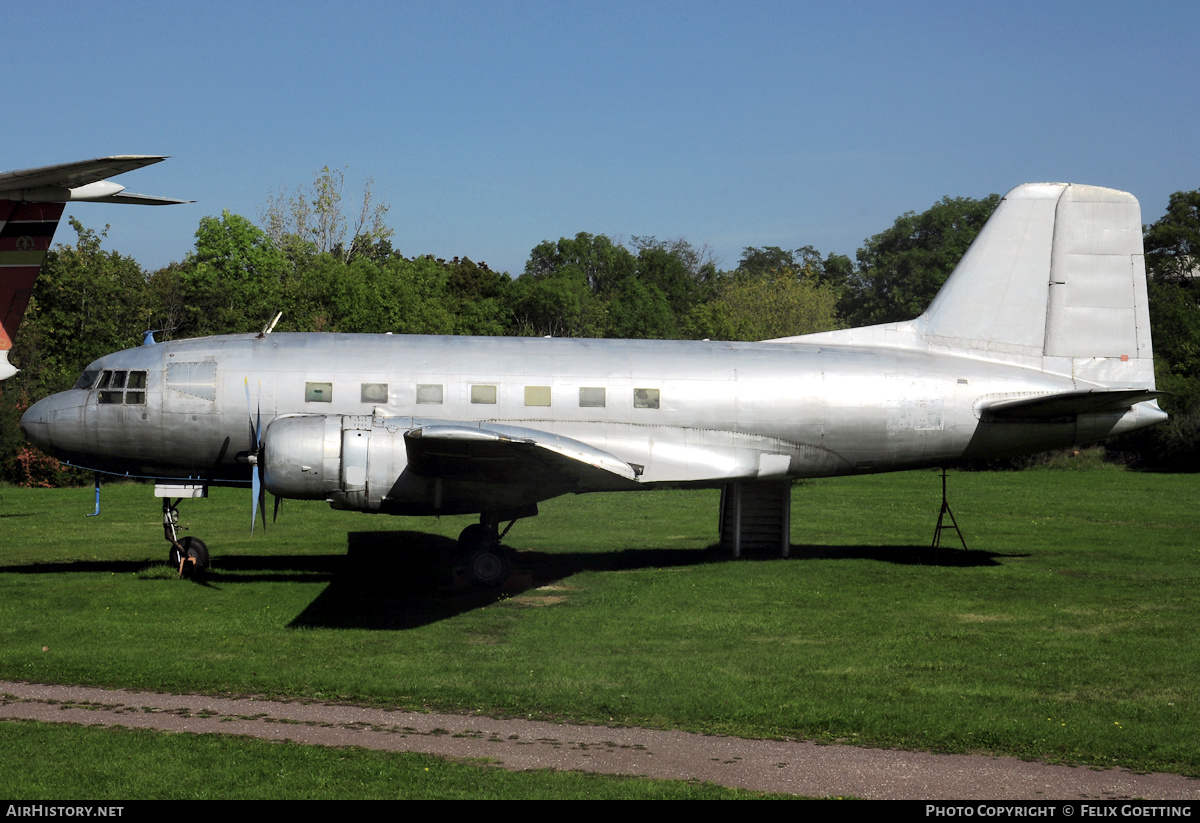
[341,426,370,501]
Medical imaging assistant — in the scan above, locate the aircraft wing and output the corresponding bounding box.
[980,388,1164,420]
[0,156,166,191]
[404,422,641,488]
[0,156,192,204]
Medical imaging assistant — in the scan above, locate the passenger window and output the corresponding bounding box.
[634,388,660,409]
[471,385,497,405]
[524,386,551,407]
[416,384,443,404]
[579,387,605,408]
[305,382,333,403]
[361,382,388,403]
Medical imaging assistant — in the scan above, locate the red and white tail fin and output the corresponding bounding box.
[0,200,65,379]
[0,155,190,380]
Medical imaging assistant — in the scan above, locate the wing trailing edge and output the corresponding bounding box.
[405,423,641,488]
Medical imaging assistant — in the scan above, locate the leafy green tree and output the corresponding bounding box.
[603,276,675,339]
[687,269,843,341]
[506,270,603,337]
[175,211,288,337]
[1120,190,1200,470]
[443,257,511,336]
[1144,190,1200,284]
[848,194,1000,326]
[524,233,636,296]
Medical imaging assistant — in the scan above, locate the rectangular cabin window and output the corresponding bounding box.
[634,388,660,409]
[416,384,443,404]
[470,384,497,405]
[361,382,388,404]
[579,387,606,408]
[524,386,551,407]
[305,382,333,403]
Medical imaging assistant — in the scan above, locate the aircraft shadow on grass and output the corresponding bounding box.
[281,530,1015,631]
[0,530,1017,631]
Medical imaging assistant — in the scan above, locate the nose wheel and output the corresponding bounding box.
[163,498,209,578]
[168,536,209,578]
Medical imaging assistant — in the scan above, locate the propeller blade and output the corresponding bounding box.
[245,376,266,533]
[257,475,268,532]
[273,494,281,524]
[251,466,261,534]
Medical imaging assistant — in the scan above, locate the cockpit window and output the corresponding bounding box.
[73,370,101,390]
[97,370,148,405]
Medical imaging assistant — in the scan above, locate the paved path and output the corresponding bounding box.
[2,681,1196,799]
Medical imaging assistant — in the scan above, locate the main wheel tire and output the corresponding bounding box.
[463,545,511,588]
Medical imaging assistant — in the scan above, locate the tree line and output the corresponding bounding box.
[2,174,1197,484]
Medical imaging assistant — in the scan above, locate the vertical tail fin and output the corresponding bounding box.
[0,200,65,380]
[918,182,1154,388]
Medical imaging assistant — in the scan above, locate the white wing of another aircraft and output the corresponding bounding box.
[0,155,190,380]
[0,155,192,205]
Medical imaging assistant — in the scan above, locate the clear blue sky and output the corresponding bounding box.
[7,0,1197,274]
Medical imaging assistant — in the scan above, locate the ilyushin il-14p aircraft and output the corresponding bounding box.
[13,157,1166,587]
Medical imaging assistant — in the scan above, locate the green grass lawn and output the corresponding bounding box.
[1,468,1197,788]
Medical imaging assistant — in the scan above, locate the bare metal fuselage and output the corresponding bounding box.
[20,331,1159,517]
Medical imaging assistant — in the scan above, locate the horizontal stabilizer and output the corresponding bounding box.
[980,389,1164,420]
[405,422,640,486]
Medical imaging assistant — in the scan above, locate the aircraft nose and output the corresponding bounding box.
[20,396,53,451]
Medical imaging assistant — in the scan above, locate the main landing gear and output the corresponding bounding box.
[163,498,209,578]
[456,508,532,589]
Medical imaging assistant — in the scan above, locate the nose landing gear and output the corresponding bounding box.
[162,497,209,578]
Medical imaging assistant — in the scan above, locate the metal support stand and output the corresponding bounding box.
[931,468,967,550]
[86,471,101,517]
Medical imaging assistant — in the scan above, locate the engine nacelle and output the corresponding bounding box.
[262,414,410,511]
